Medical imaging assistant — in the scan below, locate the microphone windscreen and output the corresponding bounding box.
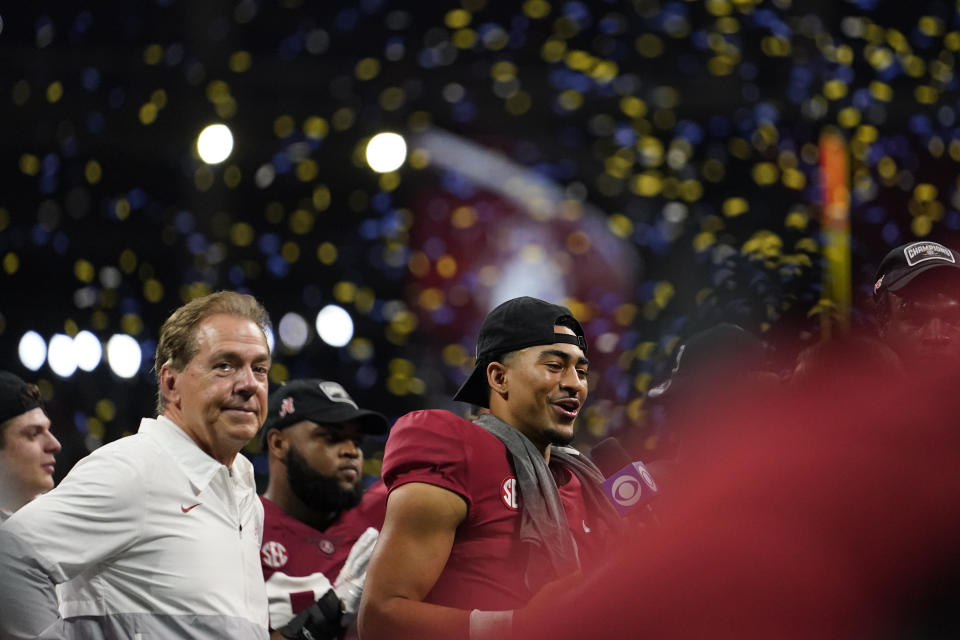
[590,437,632,478]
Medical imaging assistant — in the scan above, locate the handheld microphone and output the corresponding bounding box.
[590,438,660,518]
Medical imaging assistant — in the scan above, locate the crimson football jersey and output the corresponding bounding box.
[259,482,386,630]
[381,409,607,611]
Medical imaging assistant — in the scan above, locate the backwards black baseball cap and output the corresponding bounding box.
[260,379,388,445]
[873,241,960,299]
[0,371,43,425]
[453,296,588,408]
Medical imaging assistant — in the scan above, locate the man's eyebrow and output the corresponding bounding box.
[209,349,271,363]
[538,348,590,367]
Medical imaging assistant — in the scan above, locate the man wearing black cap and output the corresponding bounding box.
[873,240,960,367]
[359,297,620,640]
[259,379,389,640]
[0,371,61,522]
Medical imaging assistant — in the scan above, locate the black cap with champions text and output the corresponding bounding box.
[0,371,43,426]
[873,241,960,299]
[453,296,588,408]
[259,379,388,446]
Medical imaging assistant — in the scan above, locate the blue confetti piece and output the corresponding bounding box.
[86,111,105,134]
[174,211,195,234]
[187,233,207,255]
[120,298,141,314]
[432,306,454,324]
[74,412,88,433]
[271,151,292,174]
[358,218,379,240]
[108,87,126,109]
[864,206,886,224]
[52,232,70,255]
[334,8,360,32]
[946,211,960,230]
[422,236,447,260]
[881,221,900,245]
[81,67,101,91]
[451,100,476,123]
[31,225,50,246]
[355,364,377,389]
[371,191,391,213]
[267,255,289,277]
[229,265,245,286]
[258,233,280,254]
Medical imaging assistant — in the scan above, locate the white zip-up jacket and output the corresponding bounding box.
[0,416,268,639]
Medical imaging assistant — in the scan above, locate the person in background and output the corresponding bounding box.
[872,240,960,368]
[259,378,389,640]
[0,290,272,639]
[359,296,620,640]
[640,323,777,478]
[0,371,61,522]
[790,335,904,393]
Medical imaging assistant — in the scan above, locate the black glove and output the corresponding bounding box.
[279,588,343,640]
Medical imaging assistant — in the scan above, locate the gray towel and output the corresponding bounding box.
[474,413,620,592]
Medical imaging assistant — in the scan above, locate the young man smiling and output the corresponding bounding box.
[359,296,619,640]
[0,291,272,639]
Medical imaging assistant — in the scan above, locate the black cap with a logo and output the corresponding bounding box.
[873,241,960,298]
[260,379,388,445]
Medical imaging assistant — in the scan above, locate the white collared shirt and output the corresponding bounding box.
[0,416,268,639]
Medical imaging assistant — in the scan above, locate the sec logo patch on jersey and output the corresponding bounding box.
[500,477,520,511]
[261,540,289,569]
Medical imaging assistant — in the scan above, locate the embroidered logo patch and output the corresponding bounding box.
[874,274,884,294]
[260,541,288,569]
[318,381,359,409]
[180,503,201,513]
[319,539,335,555]
[904,242,955,267]
[500,477,519,511]
[279,397,295,418]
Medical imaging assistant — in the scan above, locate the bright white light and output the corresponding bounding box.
[18,331,47,371]
[74,330,103,371]
[491,254,565,308]
[365,132,407,173]
[106,334,142,379]
[316,305,354,347]
[264,325,276,353]
[196,123,234,164]
[48,334,78,378]
[278,312,309,350]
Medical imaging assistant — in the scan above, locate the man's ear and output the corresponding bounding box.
[486,361,508,400]
[266,429,288,461]
[159,364,180,410]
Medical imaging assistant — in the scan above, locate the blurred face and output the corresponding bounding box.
[885,287,960,366]
[495,325,589,448]
[162,313,271,465]
[282,421,364,512]
[0,408,61,508]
